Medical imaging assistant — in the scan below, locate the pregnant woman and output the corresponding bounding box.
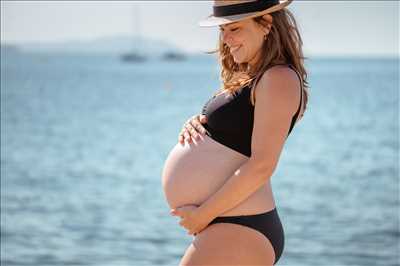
[162,0,309,265]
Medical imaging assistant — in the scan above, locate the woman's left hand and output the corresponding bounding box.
[170,205,212,235]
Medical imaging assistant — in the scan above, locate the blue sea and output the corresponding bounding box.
[1,51,399,266]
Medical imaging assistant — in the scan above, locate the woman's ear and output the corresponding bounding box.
[262,14,273,24]
[261,14,273,34]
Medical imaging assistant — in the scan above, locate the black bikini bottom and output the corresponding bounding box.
[208,207,284,265]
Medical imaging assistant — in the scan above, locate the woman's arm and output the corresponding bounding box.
[196,66,301,221]
[197,156,274,220]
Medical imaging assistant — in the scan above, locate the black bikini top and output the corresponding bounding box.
[201,64,303,157]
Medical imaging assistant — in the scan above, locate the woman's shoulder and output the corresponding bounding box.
[263,64,298,79]
[256,63,299,89]
[251,64,301,107]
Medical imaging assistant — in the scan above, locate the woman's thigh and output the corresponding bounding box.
[179,222,275,266]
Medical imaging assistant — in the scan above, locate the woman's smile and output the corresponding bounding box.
[230,45,242,53]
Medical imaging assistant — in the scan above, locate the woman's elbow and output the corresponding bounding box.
[249,156,277,181]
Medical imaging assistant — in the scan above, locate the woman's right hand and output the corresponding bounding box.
[178,114,208,144]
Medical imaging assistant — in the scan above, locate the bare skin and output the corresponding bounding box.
[178,14,273,143]
[168,14,299,266]
[163,131,276,215]
[180,223,275,266]
[178,114,208,144]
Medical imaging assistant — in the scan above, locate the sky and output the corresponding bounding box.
[1,1,399,57]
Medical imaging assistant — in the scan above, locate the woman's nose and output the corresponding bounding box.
[222,31,233,45]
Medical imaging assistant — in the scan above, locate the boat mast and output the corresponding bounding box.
[133,3,140,52]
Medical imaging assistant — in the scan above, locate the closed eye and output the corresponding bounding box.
[219,26,239,32]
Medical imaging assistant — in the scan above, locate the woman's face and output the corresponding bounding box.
[220,15,272,66]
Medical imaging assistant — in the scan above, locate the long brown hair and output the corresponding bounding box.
[211,8,309,114]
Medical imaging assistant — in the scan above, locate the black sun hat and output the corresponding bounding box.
[199,0,293,27]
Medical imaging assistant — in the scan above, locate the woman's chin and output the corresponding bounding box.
[231,52,248,64]
[233,57,245,64]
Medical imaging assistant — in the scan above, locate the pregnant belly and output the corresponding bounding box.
[161,134,275,216]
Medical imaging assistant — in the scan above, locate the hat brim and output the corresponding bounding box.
[198,0,293,27]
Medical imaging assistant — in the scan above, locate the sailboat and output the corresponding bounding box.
[161,51,186,61]
[120,4,147,63]
[121,52,146,62]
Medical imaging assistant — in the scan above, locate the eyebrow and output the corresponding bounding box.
[219,22,239,30]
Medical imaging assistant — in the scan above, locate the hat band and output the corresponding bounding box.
[213,0,280,17]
